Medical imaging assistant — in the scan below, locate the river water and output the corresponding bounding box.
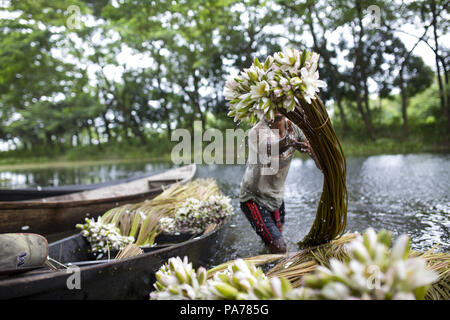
[1,154,449,265]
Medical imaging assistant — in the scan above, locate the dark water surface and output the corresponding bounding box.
[1,154,449,265]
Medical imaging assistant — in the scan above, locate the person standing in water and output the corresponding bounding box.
[239,110,321,253]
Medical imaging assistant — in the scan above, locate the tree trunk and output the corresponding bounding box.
[336,95,348,134]
[378,94,383,126]
[101,113,113,143]
[193,73,206,129]
[355,0,375,140]
[166,118,172,139]
[399,72,409,137]
[92,122,100,143]
[129,113,147,145]
[86,122,93,146]
[353,61,375,140]
[306,8,348,135]
[45,132,53,147]
[430,0,448,133]
[441,59,450,135]
[356,0,372,123]
[74,131,80,147]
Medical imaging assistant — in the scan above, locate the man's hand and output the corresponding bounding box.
[291,138,322,171]
[296,140,313,156]
[287,135,311,154]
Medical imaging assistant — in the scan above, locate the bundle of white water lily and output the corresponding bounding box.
[150,256,307,300]
[150,256,208,300]
[76,217,135,259]
[159,195,234,234]
[149,229,439,300]
[224,47,327,124]
[301,228,439,300]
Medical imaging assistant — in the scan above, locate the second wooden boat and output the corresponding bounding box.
[0,164,196,236]
[0,171,168,202]
[0,217,229,300]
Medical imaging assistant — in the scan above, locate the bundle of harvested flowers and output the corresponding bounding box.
[225,47,347,247]
[77,179,233,253]
[150,229,447,300]
[76,217,134,259]
[159,195,234,234]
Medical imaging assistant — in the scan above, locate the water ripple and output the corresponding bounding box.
[1,154,449,264]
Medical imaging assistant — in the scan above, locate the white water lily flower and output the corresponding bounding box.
[225,77,239,90]
[329,259,348,278]
[151,256,209,300]
[391,234,410,261]
[300,67,327,104]
[321,282,351,300]
[310,52,320,65]
[404,258,438,288]
[250,81,270,99]
[223,86,239,101]
[392,292,415,300]
[273,51,288,65]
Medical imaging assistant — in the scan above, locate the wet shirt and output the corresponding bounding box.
[239,120,306,211]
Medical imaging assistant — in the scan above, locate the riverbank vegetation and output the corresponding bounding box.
[0,1,449,165]
[1,83,448,167]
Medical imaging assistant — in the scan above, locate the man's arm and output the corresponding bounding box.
[288,123,322,171]
[254,126,292,158]
[251,122,306,161]
[296,140,322,171]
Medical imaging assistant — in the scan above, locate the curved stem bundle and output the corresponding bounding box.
[280,94,348,248]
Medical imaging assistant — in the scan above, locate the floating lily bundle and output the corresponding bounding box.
[77,179,233,253]
[225,47,347,247]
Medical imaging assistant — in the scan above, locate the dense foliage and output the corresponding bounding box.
[0,0,448,157]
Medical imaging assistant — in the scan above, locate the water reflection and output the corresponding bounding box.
[0,162,173,188]
[194,154,449,264]
[0,154,449,265]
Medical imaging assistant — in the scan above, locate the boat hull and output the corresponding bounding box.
[0,165,196,236]
[0,219,229,300]
[0,189,163,236]
[0,171,164,202]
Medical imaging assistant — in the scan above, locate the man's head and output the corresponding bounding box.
[268,110,285,128]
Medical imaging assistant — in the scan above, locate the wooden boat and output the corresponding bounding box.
[0,187,93,202]
[0,171,169,202]
[0,218,229,300]
[0,164,196,236]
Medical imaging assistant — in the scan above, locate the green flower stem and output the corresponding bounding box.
[280,94,348,247]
